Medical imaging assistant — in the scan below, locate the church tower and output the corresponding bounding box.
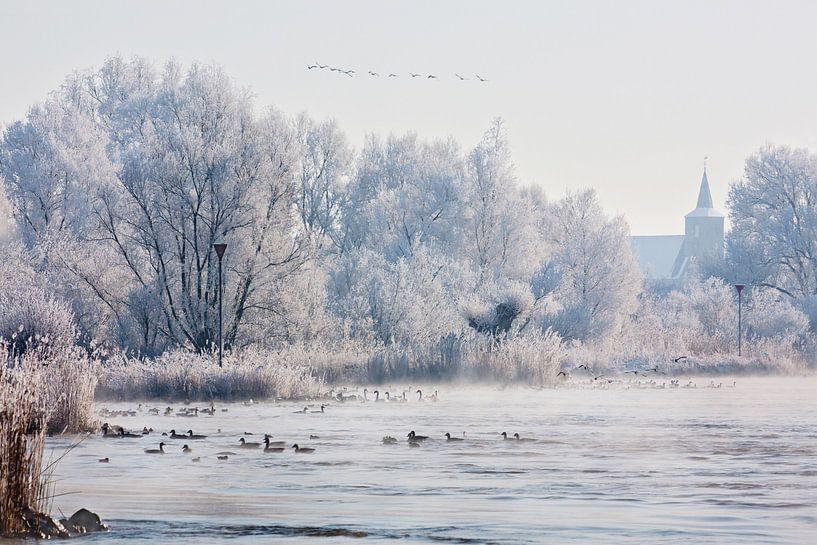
[681,168,724,268]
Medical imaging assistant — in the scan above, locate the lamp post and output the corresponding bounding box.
[734,284,745,357]
[213,243,227,367]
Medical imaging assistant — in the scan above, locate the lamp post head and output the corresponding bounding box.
[734,284,745,295]
[213,243,227,260]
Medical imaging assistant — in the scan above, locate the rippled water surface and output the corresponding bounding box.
[40,378,817,544]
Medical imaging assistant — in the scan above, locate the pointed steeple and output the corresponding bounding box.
[686,166,723,218]
[696,169,714,209]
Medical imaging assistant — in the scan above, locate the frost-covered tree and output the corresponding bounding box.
[537,189,641,341]
[341,132,465,259]
[462,119,541,286]
[0,57,314,353]
[727,145,817,299]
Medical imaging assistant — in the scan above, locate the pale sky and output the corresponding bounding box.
[2,0,817,234]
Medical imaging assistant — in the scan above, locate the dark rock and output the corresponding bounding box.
[62,508,108,534]
[22,506,70,539]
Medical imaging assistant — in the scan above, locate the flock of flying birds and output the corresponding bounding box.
[307,61,489,82]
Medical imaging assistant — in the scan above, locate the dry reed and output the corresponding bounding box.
[0,361,51,536]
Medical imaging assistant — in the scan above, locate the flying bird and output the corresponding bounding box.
[342,69,355,77]
[410,72,423,78]
[455,73,468,80]
[316,62,328,68]
[307,64,318,70]
[427,74,437,79]
[368,71,379,76]
[388,73,399,77]
[476,74,489,82]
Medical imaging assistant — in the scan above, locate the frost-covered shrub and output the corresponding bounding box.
[745,289,809,341]
[0,286,76,358]
[0,247,75,356]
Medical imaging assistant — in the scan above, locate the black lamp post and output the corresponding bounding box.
[213,243,227,367]
[734,284,745,357]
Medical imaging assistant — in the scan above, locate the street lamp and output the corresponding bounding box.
[213,243,227,368]
[734,284,745,357]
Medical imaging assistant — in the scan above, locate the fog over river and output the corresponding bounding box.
[37,378,817,544]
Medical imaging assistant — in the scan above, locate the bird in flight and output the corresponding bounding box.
[455,73,468,80]
[307,64,318,70]
[410,72,423,78]
[342,69,355,77]
[316,62,328,69]
[427,74,437,79]
[368,71,379,76]
[476,74,489,82]
[388,73,399,77]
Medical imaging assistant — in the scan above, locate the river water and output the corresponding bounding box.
[39,377,817,544]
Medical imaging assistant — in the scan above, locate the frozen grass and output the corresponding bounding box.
[344,331,565,387]
[97,332,565,401]
[97,347,326,401]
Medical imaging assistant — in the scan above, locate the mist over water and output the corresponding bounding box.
[44,378,817,544]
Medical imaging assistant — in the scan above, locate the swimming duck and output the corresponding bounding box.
[416,389,424,402]
[98,457,110,463]
[238,437,261,448]
[407,430,428,442]
[382,436,398,444]
[293,407,308,414]
[142,427,153,435]
[501,432,513,440]
[373,390,384,402]
[101,423,123,437]
[513,433,535,442]
[444,433,464,442]
[292,444,315,453]
[263,434,286,446]
[263,437,285,452]
[168,429,187,439]
[182,444,193,453]
[310,405,326,413]
[186,429,207,439]
[118,428,142,438]
[217,455,229,460]
[144,442,166,454]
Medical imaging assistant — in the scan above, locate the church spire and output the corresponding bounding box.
[686,162,723,218]
[696,168,714,209]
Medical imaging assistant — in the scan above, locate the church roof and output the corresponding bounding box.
[630,235,685,280]
[686,169,724,218]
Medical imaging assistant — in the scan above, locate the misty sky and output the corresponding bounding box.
[2,0,817,234]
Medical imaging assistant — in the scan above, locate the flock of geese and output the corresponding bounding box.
[307,62,489,82]
[95,388,450,462]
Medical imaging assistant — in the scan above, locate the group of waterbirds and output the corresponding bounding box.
[307,62,489,82]
[334,388,438,403]
[555,362,737,390]
[381,429,536,447]
[99,423,319,462]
